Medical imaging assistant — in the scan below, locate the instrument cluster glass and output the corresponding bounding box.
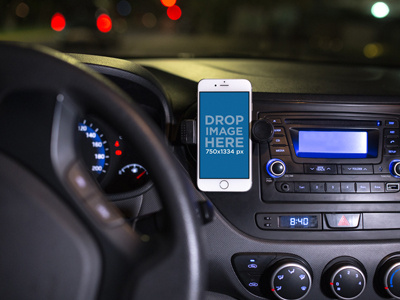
[77,117,151,196]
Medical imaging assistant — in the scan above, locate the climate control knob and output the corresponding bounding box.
[375,254,400,299]
[389,160,400,178]
[269,259,312,300]
[322,257,366,300]
[266,159,286,178]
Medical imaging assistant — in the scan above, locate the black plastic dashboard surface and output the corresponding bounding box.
[71,56,400,300]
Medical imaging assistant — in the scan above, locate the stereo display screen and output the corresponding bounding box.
[296,130,369,158]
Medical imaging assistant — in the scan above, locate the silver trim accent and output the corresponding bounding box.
[330,265,366,300]
[384,261,400,299]
[270,262,312,300]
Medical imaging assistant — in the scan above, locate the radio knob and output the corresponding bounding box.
[269,259,312,300]
[252,119,274,143]
[266,159,286,178]
[375,254,400,299]
[390,160,400,178]
[322,257,366,300]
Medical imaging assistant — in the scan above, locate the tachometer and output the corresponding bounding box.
[77,119,110,179]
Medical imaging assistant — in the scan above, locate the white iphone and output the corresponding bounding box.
[197,79,252,192]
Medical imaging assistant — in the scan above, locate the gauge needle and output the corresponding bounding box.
[136,170,146,179]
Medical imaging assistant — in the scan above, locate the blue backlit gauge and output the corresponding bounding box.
[77,119,110,179]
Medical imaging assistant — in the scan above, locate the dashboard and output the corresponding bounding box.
[68,54,400,300]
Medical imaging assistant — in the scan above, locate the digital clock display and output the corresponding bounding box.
[279,216,319,229]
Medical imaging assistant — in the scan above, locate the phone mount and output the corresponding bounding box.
[181,119,197,144]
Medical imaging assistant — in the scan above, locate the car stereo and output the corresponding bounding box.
[257,112,400,203]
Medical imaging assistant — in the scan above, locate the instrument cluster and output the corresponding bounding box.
[77,116,151,197]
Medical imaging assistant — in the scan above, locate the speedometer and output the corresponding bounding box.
[77,119,110,179]
[77,117,152,196]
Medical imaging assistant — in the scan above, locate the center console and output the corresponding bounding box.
[204,95,400,300]
[255,112,400,232]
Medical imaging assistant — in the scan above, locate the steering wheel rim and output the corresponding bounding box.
[0,42,205,300]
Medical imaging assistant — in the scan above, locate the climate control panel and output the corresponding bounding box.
[232,253,400,300]
[232,253,312,299]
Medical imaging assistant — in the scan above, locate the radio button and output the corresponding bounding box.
[356,182,371,193]
[305,164,337,175]
[271,136,288,146]
[325,213,361,229]
[310,182,325,193]
[295,182,310,193]
[326,182,341,193]
[385,120,399,127]
[385,148,400,155]
[384,129,399,136]
[374,164,390,174]
[341,182,356,193]
[385,138,400,147]
[274,127,285,136]
[270,146,290,156]
[371,182,385,193]
[268,118,282,124]
[341,165,373,175]
[273,127,285,136]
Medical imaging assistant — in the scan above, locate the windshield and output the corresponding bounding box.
[1,0,399,66]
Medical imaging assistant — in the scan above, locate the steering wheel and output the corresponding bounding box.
[0,43,205,300]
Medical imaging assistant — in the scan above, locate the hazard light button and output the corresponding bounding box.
[325,213,361,229]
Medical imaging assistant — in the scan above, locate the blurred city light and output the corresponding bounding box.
[51,13,66,32]
[363,43,384,58]
[15,2,29,18]
[117,0,132,17]
[161,0,176,8]
[167,5,181,20]
[371,2,390,18]
[142,13,157,29]
[97,14,112,33]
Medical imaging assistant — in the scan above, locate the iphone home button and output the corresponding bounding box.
[219,180,229,189]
